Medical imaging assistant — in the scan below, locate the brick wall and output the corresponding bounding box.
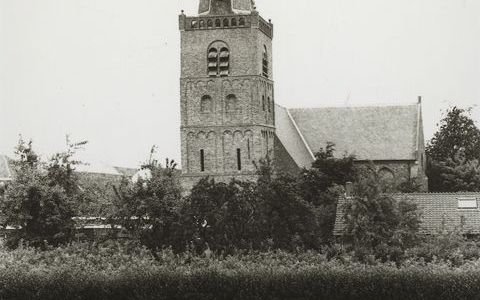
[179,11,275,189]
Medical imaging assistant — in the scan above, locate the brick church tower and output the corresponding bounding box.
[179,0,275,189]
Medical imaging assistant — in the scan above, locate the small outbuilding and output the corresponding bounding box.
[334,192,480,236]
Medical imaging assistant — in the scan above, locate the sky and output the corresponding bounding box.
[1,0,479,168]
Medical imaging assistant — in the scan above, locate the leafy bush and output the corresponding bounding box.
[110,156,184,252]
[2,243,480,299]
[342,169,422,262]
[0,138,85,248]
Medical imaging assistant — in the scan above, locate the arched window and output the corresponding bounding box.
[207,41,229,77]
[199,19,205,28]
[191,20,197,29]
[200,95,213,112]
[378,167,395,187]
[231,18,237,27]
[207,19,213,28]
[262,45,269,77]
[267,97,271,112]
[215,19,221,27]
[223,18,229,27]
[239,18,245,26]
[207,48,218,77]
[226,94,237,112]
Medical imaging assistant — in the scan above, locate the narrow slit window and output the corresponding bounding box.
[231,18,237,27]
[200,149,205,172]
[247,139,251,159]
[223,18,229,27]
[262,95,265,111]
[236,148,242,171]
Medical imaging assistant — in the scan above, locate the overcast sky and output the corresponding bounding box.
[1,0,479,168]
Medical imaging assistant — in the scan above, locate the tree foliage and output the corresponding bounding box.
[427,106,480,192]
[111,152,183,252]
[342,170,422,262]
[0,138,85,248]
[297,143,357,242]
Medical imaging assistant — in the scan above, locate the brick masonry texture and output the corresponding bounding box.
[179,8,275,189]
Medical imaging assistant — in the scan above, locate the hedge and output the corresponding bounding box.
[1,243,480,300]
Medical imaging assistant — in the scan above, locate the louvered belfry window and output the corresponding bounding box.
[262,45,269,78]
[208,48,218,77]
[207,41,229,77]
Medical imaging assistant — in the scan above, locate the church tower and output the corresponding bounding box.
[179,0,275,188]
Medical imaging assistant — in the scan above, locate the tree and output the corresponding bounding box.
[342,170,421,262]
[427,107,480,162]
[182,177,259,253]
[428,151,480,192]
[256,172,320,250]
[427,106,480,191]
[0,138,84,248]
[111,152,183,252]
[296,143,357,242]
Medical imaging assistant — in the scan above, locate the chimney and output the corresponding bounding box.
[345,182,354,198]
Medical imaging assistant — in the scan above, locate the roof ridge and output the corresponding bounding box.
[397,192,480,195]
[288,103,418,110]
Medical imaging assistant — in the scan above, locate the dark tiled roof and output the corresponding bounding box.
[274,104,314,168]
[287,104,420,161]
[334,193,480,235]
[0,155,12,180]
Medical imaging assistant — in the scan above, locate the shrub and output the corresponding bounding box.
[110,156,184,252]
[2,243,480,299]
[342,170,421,262]
[0,138,84,248]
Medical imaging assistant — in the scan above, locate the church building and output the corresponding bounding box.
[178,0,428,191]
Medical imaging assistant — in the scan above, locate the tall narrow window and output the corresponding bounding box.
[262,95,265,111]
[207,19,213,28]
[247,139,251,159]
[267,97,271,112]
[200,149,205,172]
[236,148,242,171]
[207,41,229,77]
[239,18,245,26]
[226,94,237,113]
[218,47,229,76]
[200,95,213,112]
[262,45,269,77]
[208,48,218,77]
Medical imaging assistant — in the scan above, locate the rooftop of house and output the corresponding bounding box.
[275,102,422,162]
[334,192,480,235]
[0,155,138,181]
